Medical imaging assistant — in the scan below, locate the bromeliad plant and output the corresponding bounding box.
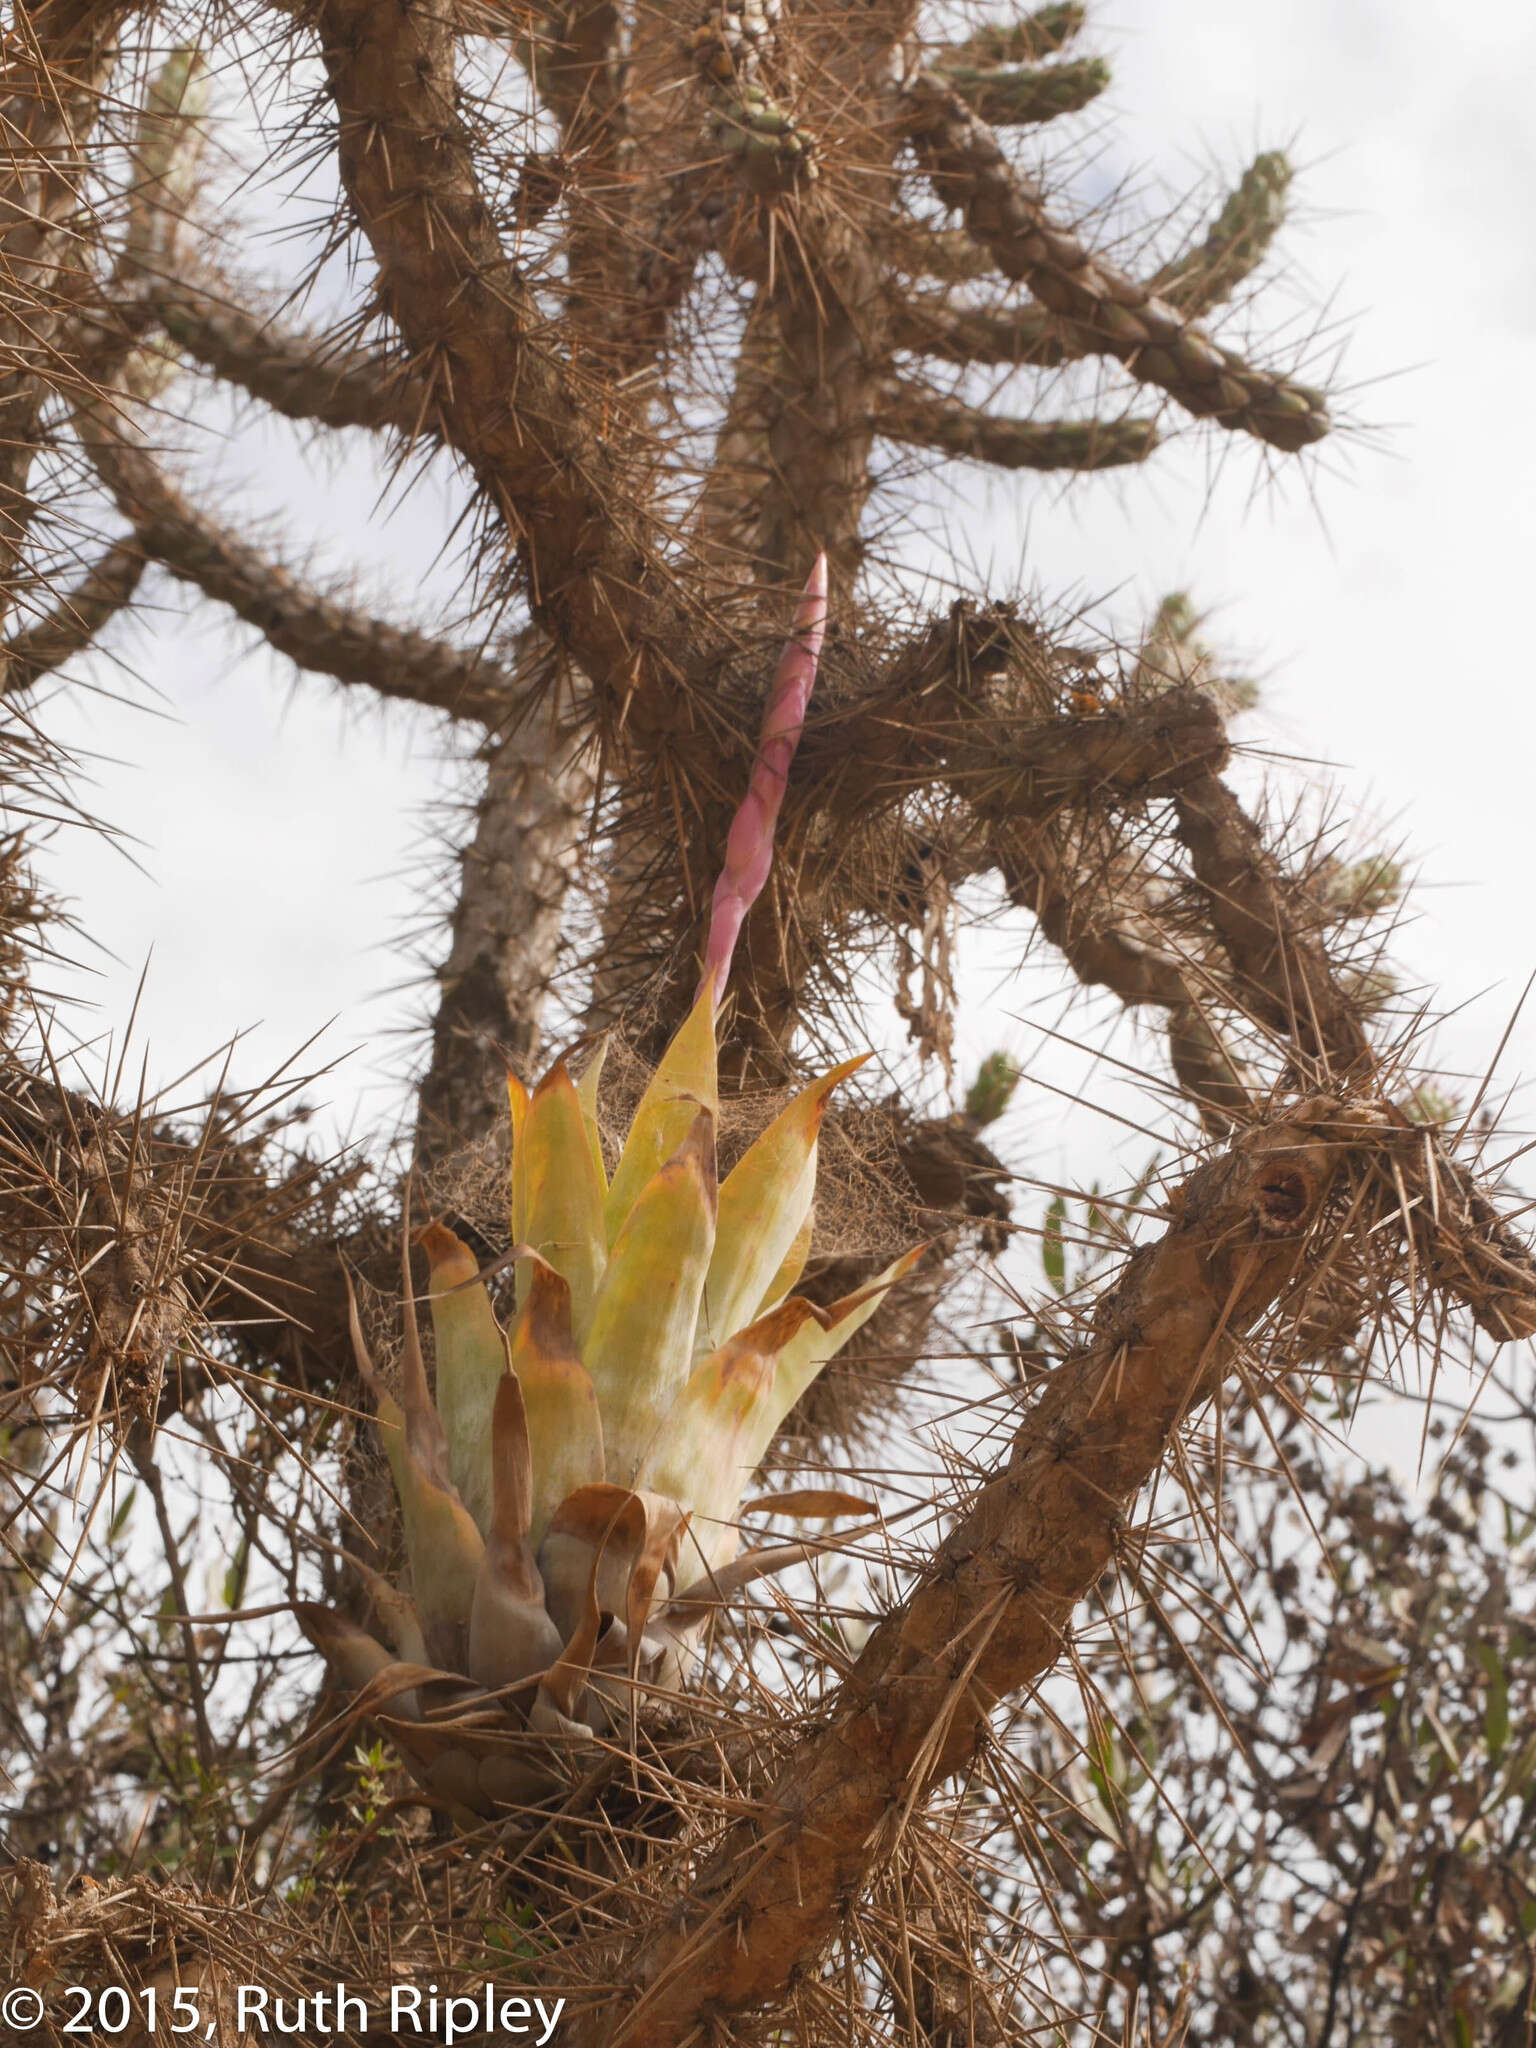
[298,562,919,1815]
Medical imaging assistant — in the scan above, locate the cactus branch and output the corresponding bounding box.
[1150,151,1293,318]
[935,56,1110,129]
[890,151,1293,366]
[879,379,1159,470]
[1,535,145,694]
[416,665,597,1165]
[82,412,510,719]
[889,290,1071,369]
[1171,767,1372,1069]
[148,274,427,437]
[932,3,1086,69]
[889,220,997,283]
[0,0,135,618]
[305,0,682,742]
[988,815,1190,1010]
[902,81,1328,450]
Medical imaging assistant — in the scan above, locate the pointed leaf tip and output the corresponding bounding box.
[604,985,719,1241]
[706,1051,868,1343]
[516,1055,606,1335]
[416,1218,479,1285]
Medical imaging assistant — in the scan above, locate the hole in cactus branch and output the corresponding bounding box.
[1253,1165,1312,1233]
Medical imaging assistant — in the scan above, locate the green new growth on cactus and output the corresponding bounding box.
[1154,151,1293,315]
[966,1050,1023,1127]
[937,56,1110,128]
[1137,590,1260,712]
[946,1,1086,69]
[1324,855,1406,919]
[711,81,818,190]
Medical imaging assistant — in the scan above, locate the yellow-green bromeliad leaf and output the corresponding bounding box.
[346,1264,485,1667]
[602,984,718,1242]
[575,1040,608,1194]
[419,1227,606,1554]
[584,1105,717,1490]
[640,1246,922,1570]
[371,1388,484,1666]
[756,1211,813,1313]
[418,1221,505,1535]
[639,1298,815,1569]
[702,1053,868,1349]
[506,1254,605,1548]
[514,1060,606,1335]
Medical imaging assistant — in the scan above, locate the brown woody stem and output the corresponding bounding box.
[1,536,145,693]
[148,273,426,437]
[83,410,511,719]
[880,379,1158,471]
[568,1103,1365,2042]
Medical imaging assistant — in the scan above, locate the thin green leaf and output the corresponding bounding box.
[1043,1194,1067,1294]
[1477,1642,1510,1759]
[108,1487,138,1544]
[223,1533,251,1610]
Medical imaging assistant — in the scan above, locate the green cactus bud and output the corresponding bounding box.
[939,56,1110,128]
[1135,593,1258,716]
[1153,152,1293,318]
[712,88,818,189]
[1322,856,1404,919]
[966,1051,1023,1127]
[946,3,1086,69]
[1402,1084,1459,1126]
[1152,592,1199,643]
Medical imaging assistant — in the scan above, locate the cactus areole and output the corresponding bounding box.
[299,561,919,1816]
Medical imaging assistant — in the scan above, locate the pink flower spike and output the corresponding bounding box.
[699,553,828,1008]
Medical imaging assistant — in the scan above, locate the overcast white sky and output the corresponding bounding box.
[23,0,1536,1217]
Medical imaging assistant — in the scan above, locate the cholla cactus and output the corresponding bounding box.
[298,565,918,1815]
